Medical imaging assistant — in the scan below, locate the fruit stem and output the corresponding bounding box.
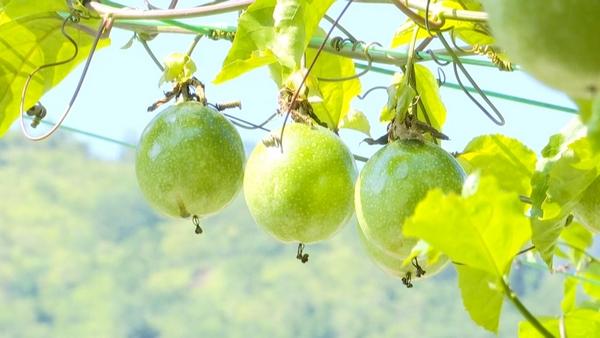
[500,278,555,338]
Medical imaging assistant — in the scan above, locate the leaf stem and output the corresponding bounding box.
[500,278,556,338]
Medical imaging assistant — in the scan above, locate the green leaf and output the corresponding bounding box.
[414,64,446,131]
[0,11,110,136]
[458,134,537,196]
[390,20,429,47]
[338,109,370,136]
[561,278,578,313]
[585,97,600,150]
[440,1,493,46]
[531,215,571,269]
[305,48,361,130]
[213,0,334,84]
[456,265,504,332]
[519,309,600,338]
[379,73,416,123]
[582,261,600,301]
[212,0,277,84]
[530,125,600,267]
[0,0,67,25]
[270,0,334,69]
[541,118,588,159]
[560,222,593,254]
[158,52,196,85]
[404,174,531,276]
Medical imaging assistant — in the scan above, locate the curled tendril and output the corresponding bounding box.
[425,49,451,66]
[436,67,446,86]
[437,33,505,126]
[19,14,107,141]
[319,41,382,82]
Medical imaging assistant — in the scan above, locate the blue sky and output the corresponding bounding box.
[19,0,577,161]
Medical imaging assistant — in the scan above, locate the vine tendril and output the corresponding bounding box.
[19,14,109,141]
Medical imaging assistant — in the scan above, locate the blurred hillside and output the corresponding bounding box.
[0,133,565,338]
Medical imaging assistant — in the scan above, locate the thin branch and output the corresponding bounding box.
[88,0,253,20]
[354,0,488,22]
[186,35,203,57]
[323,14,359,42]
[391,0,443,29]
[90,0,487,22]
[500,278,555,338]
[139,38,164,71]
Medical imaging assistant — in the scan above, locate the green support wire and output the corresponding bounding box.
[355,63,578,114]
[99,0,578,115]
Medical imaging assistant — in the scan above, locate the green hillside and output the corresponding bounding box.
[0,134,564,338]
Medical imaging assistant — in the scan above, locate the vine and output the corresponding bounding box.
[1,1,599,337]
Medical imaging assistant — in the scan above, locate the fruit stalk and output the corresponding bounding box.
[500,278,555,338]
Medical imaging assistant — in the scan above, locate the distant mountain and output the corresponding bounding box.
[0,132,564,338]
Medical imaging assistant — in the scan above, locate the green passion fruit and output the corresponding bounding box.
[244,123,357,244]
[573,177,600,233]
[136,101,245,219]
[355,139,465,259]
[482,0,600,98]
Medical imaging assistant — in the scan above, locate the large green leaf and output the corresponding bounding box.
[404,174,530,276]
[458,134,537,196]
[213,0,334,84]
[414,64,446,131]
[404,174,530,333]
[0,0,67,25]
[305,48,361,130]
[271,0,333,69]
[0,6,110,136]
[456,265,504,332]
[212,0,277,84]
[518,309,600,338]
[530,122,600,267]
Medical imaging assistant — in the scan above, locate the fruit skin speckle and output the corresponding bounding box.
[482,0,600,98]
[244,123,357,244]
[136,101,245,219]
[355,139,465,259]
